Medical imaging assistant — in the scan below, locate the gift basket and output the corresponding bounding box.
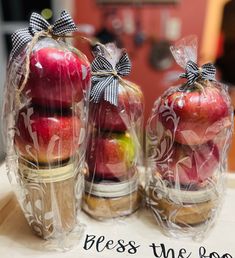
[2,11,91,249]
[146,36,233,239]
[83,43,144,220]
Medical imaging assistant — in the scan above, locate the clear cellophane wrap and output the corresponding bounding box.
[146,36,233,240]
[2,35,91,250]
[83,43,144,220]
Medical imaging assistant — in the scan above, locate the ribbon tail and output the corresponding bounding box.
[90,76,113,103]
[179,73,187,79]
[11,28,32,59]
[91,76,104,84]
[104,78,119,106]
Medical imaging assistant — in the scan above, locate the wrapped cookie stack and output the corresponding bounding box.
[2,11,90,247]
[83,44,144,219]
[146,36,233,239]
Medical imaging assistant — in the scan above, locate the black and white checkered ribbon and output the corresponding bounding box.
[90,53,131,106]
[180,60,216,85]
[11,10,77,59]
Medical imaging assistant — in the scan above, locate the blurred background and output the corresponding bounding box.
[0,0,235,170]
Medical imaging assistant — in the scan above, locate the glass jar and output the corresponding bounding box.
[18,161,83,239]
[83,174,141,220]
[148,184,218,226]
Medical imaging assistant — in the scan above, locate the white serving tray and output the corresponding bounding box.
[0,163,235,258]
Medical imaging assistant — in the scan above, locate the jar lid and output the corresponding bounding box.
[19,161,76,183]
[150,184,219,204]
[85,173,139,198]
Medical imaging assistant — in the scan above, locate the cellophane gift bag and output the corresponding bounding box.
[83,43,144,220]
[146,36,233,240]
[2,11,91,249]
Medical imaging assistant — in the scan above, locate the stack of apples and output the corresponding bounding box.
[156,83,231,188]
[147,80,232,228]
[15,44,91,166]
[86,80,144,182]
[83,44,144,219]
[14,41,91,238]
[84,77,144,219]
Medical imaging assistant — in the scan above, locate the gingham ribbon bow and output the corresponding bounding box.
[11,10,77,59]
[180,60,216,85]
[90,53,131,106]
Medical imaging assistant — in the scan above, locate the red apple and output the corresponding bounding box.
[86,132,136,181]
[159,85,231,145]
[15,106,82,164]
[90,80,144,132]
[157,141,220,186]
[23,47,91,108]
